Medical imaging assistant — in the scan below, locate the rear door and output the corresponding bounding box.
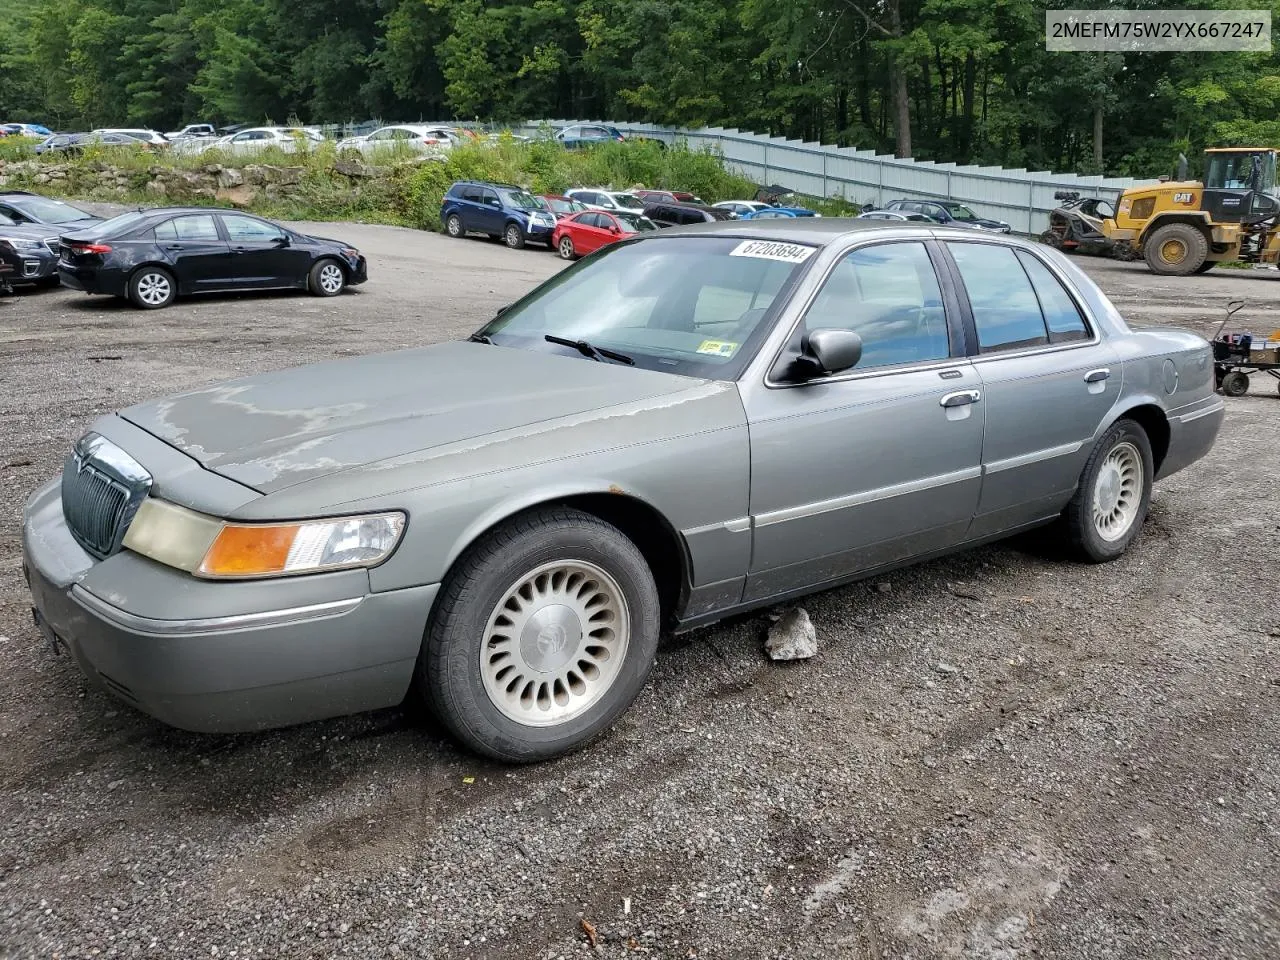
[153,214,230,291]
[458,185,485,230]
[219,214,307,287]
[940,239,1120,536]
[579,213,613,252]
[477,187,504,234]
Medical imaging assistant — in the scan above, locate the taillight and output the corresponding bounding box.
[423,138,441,145]
[69,243,111,255]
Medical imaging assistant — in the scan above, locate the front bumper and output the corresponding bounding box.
[22,478,436,733]
[348,255,369,285]
[523,219,556,240]
[1,246,57,283]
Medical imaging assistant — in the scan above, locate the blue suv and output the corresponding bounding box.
[440,181,558,249]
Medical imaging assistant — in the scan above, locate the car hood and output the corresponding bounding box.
[118,341,707,495]
[0,221,59,241]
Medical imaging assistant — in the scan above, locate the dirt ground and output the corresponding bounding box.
[0,223,1277,960]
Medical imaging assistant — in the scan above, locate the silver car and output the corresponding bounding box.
[21,221,1223,762]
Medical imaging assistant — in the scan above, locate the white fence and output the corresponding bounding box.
[512,120,1160,236]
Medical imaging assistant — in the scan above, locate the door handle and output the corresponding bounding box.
[940,390,981,408]
[231,246,247,253]
[1084,368,1111,383]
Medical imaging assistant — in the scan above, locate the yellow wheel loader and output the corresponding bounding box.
[1103,148,1280,276]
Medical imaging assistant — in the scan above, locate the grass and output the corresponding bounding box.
[0,135,771,231]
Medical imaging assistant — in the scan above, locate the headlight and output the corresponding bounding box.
[0,236,41,250]
[122,499,405,579]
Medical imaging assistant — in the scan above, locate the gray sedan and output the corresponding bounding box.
[22,221,1224,762]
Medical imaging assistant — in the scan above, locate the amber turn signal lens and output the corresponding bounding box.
[198,524,300,577]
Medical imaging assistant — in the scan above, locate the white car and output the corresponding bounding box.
[91,128,169,146]
[335,125,459,157]
[713,200,772,217]
[198,127,325,156]
[564,189,647,214]
[164,124,217,140]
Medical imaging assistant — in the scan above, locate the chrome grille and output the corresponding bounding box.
[61,434,152,560]
[43,237,58,255]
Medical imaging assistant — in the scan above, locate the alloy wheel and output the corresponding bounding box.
[479,559,630,727]
[318,263,344,294]
[1091,441,1142,541]
[136,272,171,306]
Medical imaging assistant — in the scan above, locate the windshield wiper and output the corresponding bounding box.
[468,333,494,344]
[544,334,634,365]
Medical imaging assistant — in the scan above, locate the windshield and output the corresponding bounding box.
[943,203,979,221]
[502,190,547,210]
[615,213,657,233]
[14,196,95,224]
[475,236,815,379]
[1204,151,1276,192]
[612,194,646,212]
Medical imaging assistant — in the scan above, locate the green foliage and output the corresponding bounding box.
[0,138,758,230]
[2,0,1280,180]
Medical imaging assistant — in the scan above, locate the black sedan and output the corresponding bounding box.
[58,208,369,309]
[0,210,61,287]
[0,191,101,229]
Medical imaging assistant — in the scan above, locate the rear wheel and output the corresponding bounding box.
[1144,222,1209,276]
[445,214,463,238]
[504,223,526,249]
[418,506,661,763]
[558,236,576,260]
[128,266,176,309]
[1059,419,1154,563]
[308,259,346,297]
[1221,370,1250,396]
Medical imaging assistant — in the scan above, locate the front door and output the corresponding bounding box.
[742,239,985,602]
[477,187,504,234]
[219,214,307,288]
[153,214,229,291]
[940,239,1121,537]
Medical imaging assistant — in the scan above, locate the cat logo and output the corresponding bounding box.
[1172,192,1195,204]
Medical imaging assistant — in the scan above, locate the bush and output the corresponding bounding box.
[0,136,760,231]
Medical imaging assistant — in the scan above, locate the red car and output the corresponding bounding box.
[634,189,706,205]
[540,194,589,220]
[551,210,658,260]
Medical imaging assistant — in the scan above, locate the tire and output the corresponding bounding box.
[127,266,176,309]
[309,258,346,297]
[1143,222,1208,276]
[419,506,661,763]
[557,235,576,260]
[1221,370,1250,397]
[504,223,526,249]
[445,214,463,238]
[1194,261,1216,274]
[1060,418,1154,563]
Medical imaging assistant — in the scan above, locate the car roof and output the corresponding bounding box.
[454,180,522,189]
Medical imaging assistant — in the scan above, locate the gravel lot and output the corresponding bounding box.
[1,220,1278,959]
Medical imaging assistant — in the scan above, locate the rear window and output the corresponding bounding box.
[71,212,144,238]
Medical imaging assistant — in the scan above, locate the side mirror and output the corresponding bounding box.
[609,225,621,234]
[800,329,863,377]
[273,234,290,246]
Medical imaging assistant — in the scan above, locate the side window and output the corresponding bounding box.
[580,213,604,228]
[947,242,1048,353]
[462,186,483,202]
[223,216,286,243]
[157,215,219,241]
[800,242,950,369]
[1015,251,1090,343]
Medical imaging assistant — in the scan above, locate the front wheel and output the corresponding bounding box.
[1221,370,1250,396]
[309,259,346,297]
[504,223,526,249]
[557,236,576,260]
[419,507,661,763]
[1060,419,1154,563]
[128,266,176,309]
[1144,222,1208,276]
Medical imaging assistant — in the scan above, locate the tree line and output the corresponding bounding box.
[2,0,1279,177]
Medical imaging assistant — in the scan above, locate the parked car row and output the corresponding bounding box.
[859,198,1012,232]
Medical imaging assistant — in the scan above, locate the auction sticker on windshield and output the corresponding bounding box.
[697,339,739,357]
[729,240,817,263]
